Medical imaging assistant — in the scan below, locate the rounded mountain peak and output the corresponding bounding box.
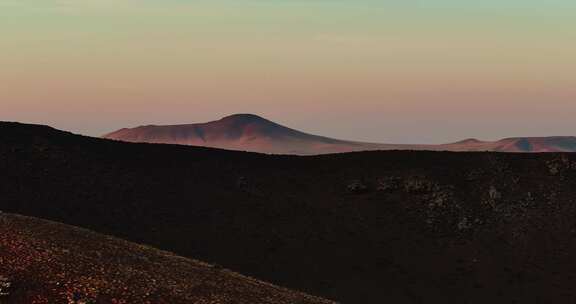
[453,138,483,144]
[218,114,270,124]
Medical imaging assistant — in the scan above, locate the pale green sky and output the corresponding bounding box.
[1,0,575,143]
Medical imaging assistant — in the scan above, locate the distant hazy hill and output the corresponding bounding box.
[102,114,394,155]
[5,121,576,303]
[0,212,333,304]
[103,114,576,154]
[444,136,576,152]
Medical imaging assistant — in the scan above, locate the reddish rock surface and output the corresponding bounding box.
[0,213,334,304]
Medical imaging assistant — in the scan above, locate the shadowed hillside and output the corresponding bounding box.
[4,122,576,303]
[0,213,334,304]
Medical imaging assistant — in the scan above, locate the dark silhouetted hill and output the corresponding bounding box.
[4,121,576,303]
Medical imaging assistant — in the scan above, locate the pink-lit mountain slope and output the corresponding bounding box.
[103,114,576,155]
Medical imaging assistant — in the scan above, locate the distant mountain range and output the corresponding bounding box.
[103,114,576,154]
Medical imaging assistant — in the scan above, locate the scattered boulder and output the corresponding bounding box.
[0,276,11,297]
[376,177,402,192]
[346,180,370,194]
[404,177,436,194]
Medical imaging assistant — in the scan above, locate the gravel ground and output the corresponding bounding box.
[0,213,335,304]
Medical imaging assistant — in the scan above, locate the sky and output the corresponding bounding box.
[1,0,575,144]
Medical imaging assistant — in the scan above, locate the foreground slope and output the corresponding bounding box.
[5,121,576,303]
[103,114,576,154]
[0,212,333,304]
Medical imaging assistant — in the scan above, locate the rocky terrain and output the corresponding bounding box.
[4,121,576,303]
[0,212,333,304]
[103,114,576,154]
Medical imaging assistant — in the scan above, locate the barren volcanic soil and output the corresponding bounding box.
[4,122,576,303]
[0,212,333,304]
